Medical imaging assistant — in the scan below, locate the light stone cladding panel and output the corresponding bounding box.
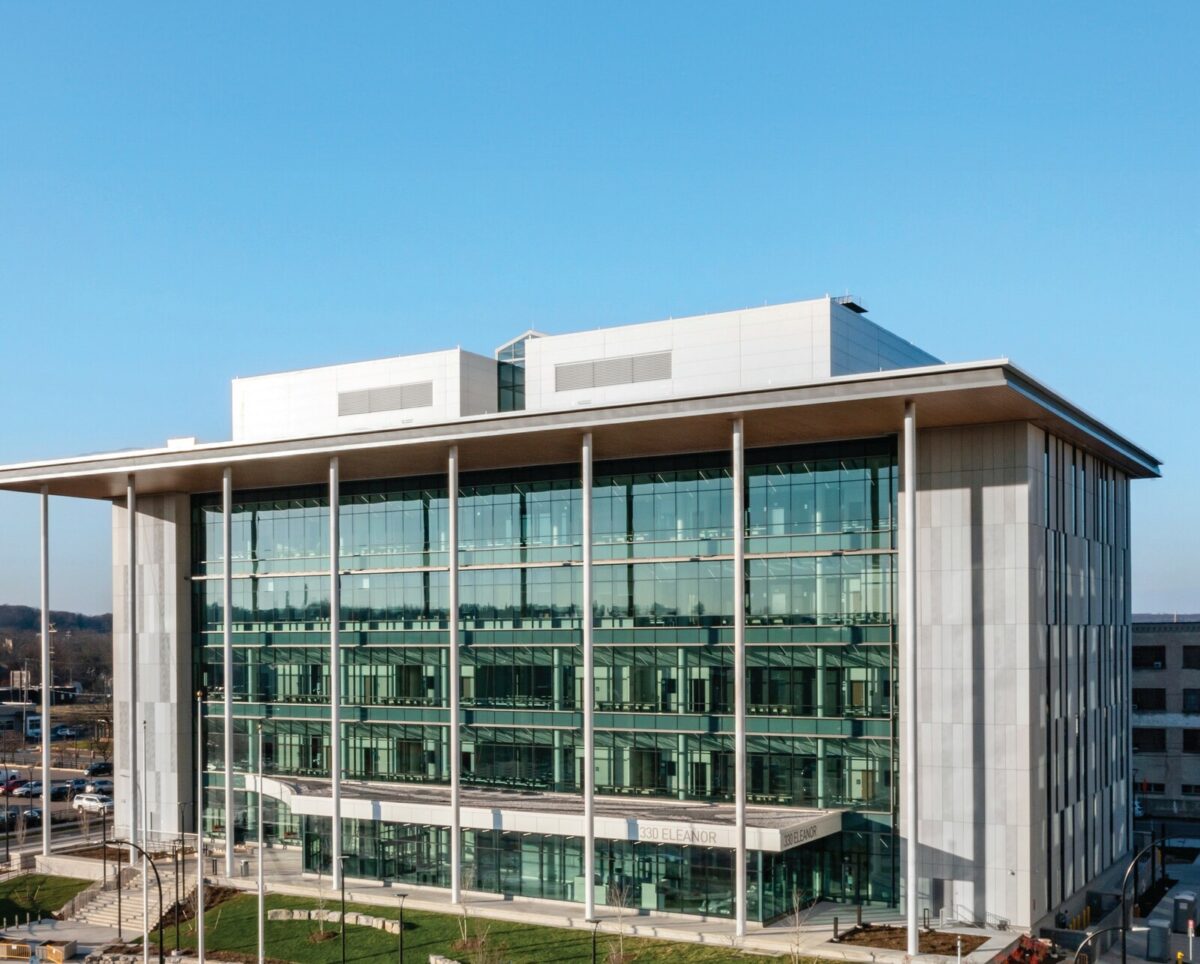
[1031,427,1131,921]
[112,492,193,843]
[905,422,1130,931]
[908,422,1035,929]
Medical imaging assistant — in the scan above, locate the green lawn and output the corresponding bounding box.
[0,874,91,923]
[153,892,800,963]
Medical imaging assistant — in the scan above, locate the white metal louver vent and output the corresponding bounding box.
[338,381,434,416]
[555,351,671,392]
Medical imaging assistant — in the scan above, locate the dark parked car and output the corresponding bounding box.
[85,761,112,778]
[84,779,113,795]
[49,783,71,801]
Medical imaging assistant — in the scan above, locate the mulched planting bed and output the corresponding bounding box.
[836,924,990,954]
[68,845,131,863]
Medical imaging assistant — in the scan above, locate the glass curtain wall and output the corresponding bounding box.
[192,437,898,916]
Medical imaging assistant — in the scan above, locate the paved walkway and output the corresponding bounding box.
[0,918,122,958]
[206,845,1017,963]
[1096,839,1200,964]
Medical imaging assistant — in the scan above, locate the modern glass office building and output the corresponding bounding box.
[0,296,1159,934]
[192,438,896,921]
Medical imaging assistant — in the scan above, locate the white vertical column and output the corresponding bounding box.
[196,691,206,963]
[329,457,343,889]
[903,400,919,956]
[448,446,462,902]
[732,419,747,937]
[581,433,596,921]
[39,487,51,857]
[127,475,139,848]
[222,468,235,877]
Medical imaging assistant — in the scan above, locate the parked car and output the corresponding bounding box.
[49,783,71,801]
[84,761,112,778]
[20,809,41,828]
[11,782,41,798]
[72,794,113,815]
[0,779,26,795]
[84,779,113,795]
[62,778,87,794]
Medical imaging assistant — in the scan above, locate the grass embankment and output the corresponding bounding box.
[0,873,91,922]
[153,892,804,963]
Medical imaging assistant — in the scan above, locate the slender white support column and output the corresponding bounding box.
[222,468,235,877]
[329,457,343,889]
[196,692,206,963]
[127,475,139,849]
[40,487,51,857]
[732,419,747,938]
[257,722,265,964]
[448,446,462,902]
[142,719,149,964]
[903,400,919,957]
[581,433,596,921]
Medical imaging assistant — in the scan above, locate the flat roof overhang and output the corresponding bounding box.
[257,776,843,853]
[0,360,1160,500]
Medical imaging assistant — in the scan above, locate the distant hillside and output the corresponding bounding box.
[0,605,111,692]
[0,605,111,634]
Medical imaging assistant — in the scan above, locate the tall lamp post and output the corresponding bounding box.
[1121,834,1165,964]
[339,854,354,964]
[115,838,164,964]
[397,892,408,963]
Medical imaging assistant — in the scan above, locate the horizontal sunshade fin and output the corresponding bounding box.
[338,381,434,416]
[555,351,672,392]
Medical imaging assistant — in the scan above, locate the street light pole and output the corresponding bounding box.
[1122,835,1165,964]
[116,838,164,964]
[397,892,407,963]
[340,855,348,964]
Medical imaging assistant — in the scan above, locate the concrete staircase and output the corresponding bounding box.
[73,864,193,934]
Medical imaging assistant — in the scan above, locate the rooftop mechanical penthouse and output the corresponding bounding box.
[0,295,1159,934]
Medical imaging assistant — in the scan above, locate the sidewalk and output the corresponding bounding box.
[207,845,1017,963]
[1097,839,1200,964]
[0,917,122,958]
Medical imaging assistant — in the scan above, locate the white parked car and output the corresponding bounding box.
[72,794,113,814]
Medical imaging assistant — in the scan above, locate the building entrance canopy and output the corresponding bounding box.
[255,775,842,853]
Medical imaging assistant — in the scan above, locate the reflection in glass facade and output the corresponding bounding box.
[192,438,898,921]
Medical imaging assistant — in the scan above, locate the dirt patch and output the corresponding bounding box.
[836,924,990,955]
[208,954,291,964]
[307,930,337,943]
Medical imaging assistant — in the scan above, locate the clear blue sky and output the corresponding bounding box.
[0,2,1196,614]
